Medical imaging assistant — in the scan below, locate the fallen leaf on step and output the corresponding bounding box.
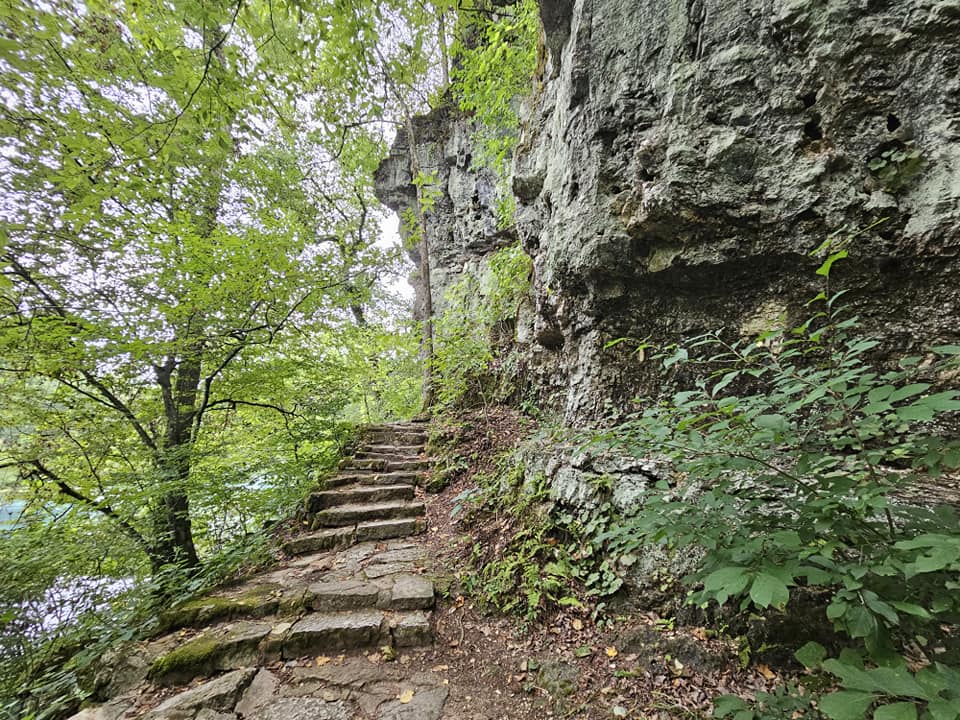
[606,646,619,658]
[315,656,330,667]
[431,664,449,672]
[399,689,415,704]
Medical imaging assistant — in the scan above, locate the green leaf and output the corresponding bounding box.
[896,404,935,422]
[823,659,881,693]
[927,698,960,720]
[818,690,877,720]
[888,602,932,620]
[888,384,931,403]
[873,702,917,720]
[916,391,960,412]
[713,695,749,718]
[754,414,788,432]
[913,545,960,573]
[702,566,751,605]
[795,641,826,669]
[845,606,880,639]
[868,667,933,700]
[749,572,789,609]
[817,249,849,277]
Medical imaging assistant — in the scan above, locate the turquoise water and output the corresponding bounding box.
[0,499,26,529]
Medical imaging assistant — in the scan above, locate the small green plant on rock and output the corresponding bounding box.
[867,144,925,193]
[454,451,626,628]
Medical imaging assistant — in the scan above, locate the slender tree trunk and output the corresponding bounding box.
[438,9,450,87]
[148,21,233,568]
[152,486,199,570]
[403,115,437,413]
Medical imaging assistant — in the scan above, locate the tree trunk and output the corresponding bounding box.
[151,486,199,570]
[404,114,437,413]
[153,348,203,569]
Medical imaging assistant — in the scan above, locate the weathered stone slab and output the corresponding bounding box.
[389,575,434,611]
[363,562,414,579]
[159,585,281,632]
[390,612,432,647]
[143,668,255,719]
[149,622,271,686]
[252,697,355,720]
[236,668,279,718]
[66,699,132,720]
[340,458,387,471]
[376,686,449,720]
[307,579,380,611]
[368,547,425,565]
[314,501,425,527]
[383,459,430,471]
[351,471,425,486]
[288,657,403,688]
[355,518,425,543]
[307,485,413,512]
[283,611,386,657]
[194,711,235,720]
[283,527,354,554]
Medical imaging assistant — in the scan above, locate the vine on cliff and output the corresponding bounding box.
[451,0,539,226]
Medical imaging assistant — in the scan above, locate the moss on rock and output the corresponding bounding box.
[149,635,221,685]
[158,585,284,633]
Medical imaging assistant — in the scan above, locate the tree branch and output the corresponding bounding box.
[4,252,159,453]
[25,460,152,555]
[203,399,298,416]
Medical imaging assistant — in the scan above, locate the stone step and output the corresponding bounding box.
[365,432,427,445]
[364,421,428,432]
[341,459,431,473]
[306,485,414,512]
[305,574,434,612]
[313,501,426,528]
[282,610,431,657]
[149,622,273,686]
[150,606,435,684]
[360,444,426,455]
[353,451,423,462]
[282,527,354,555]
[355,517,426,542]
[340,457,387,471]
[333,471,427,486]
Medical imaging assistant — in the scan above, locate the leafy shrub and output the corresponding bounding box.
[590,245,960,720]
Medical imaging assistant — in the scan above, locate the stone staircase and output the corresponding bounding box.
[284,422,430,555]
[143,422,437,691]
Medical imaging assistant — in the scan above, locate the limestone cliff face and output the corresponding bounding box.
[374,106,517,321]
[376,0,960,423]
